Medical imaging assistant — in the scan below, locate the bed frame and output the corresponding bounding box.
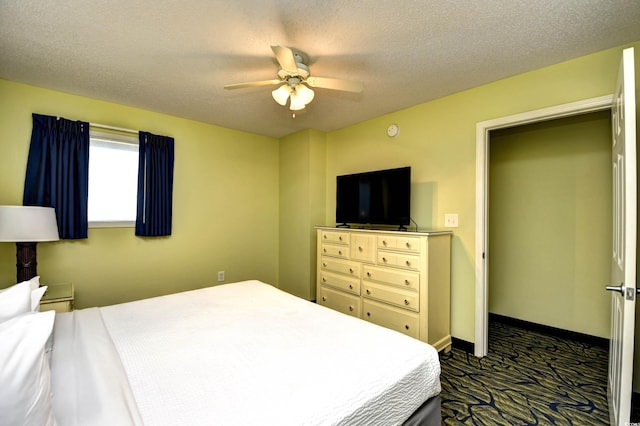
[403,395,441,425]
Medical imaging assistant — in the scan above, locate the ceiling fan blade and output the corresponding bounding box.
[224,79,282,90]
[305,76,364,93]
[271,45,298,74]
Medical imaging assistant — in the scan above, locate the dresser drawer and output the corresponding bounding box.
[321,244,349,259]
[39,300,73,313]
[318,286,361,318]
[377,235,421,254]
[350,234,376,263]
[321,230,350,245]
[377,251,420,271]
[363,265,420,291]
[362,282,419,312]
[319,270,360,295]
[320,257,360,279]
[362,299,419,339]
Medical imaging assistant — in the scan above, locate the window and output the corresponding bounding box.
[88,130,139,227]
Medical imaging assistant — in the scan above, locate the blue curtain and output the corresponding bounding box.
[23,114,89,239]
[136,131,174,237]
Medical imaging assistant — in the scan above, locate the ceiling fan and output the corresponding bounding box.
[224,45,364,111]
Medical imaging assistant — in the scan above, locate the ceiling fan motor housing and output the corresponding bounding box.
[277,62,310,81]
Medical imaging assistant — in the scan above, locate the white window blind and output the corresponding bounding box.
[88,130,139,227]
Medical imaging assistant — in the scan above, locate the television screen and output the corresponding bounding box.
[336,167,411,227]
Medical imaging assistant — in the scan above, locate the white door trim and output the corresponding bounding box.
[474,95,614,357]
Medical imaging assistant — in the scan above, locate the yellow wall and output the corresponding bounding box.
[0,79,280,307]
[488,111,612,338]
[323,41,640,344]
[278,129,326,299]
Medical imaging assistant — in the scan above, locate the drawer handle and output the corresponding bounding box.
[339,236,343,241]
[338,250,342,255]
[349,305,354,311]
[404,279,410,286]
[366,289,371,295]
[322,277,327,282]
[322,296,326,301]
[405,325,410,330]
[324,235,327,239]
[404,299,409,305]
[358,246,363,252]
[382,240,387,246]
[382,257,387,263]
[322,262,327,267]
[349,268,354,273]
[366,312,371,317]
[406,242,411,248]
[367,272,371,277]
[349,284,353,289]
[323,248,327,253]
[405,260,411,266]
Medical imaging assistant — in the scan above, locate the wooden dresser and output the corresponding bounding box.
[316,226,452,352]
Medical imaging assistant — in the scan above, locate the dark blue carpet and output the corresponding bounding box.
[439,321,609,425]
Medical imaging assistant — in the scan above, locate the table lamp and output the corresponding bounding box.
[0,206,60,283]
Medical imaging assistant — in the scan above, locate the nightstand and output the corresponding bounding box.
[40,283,74,313]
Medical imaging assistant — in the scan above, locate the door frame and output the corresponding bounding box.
[474,95,614,357]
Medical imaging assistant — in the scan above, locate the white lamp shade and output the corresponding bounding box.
[289,92,307,111]
[0,206,59,242]
[296,84,315,105]
[271,85,292,106]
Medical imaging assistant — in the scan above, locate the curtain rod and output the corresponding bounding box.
[90,122,138,135]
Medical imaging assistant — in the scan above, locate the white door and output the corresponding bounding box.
[607,46,636,426]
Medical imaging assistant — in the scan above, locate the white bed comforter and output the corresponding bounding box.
[52,280,440,425]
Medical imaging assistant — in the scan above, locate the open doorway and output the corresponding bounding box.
[487,111,612,337]
[474,95,613,357]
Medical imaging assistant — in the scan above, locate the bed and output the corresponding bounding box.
[2,279,442,425]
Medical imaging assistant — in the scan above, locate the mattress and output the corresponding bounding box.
[51,280,441,425]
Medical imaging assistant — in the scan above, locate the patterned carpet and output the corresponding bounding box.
[439,320,609,425]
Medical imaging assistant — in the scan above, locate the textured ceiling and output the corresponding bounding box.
[1,1,639,138]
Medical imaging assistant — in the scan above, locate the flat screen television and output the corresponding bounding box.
[336,166,411,228]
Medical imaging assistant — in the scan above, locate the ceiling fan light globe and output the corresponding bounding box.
[296,84,315,105]
[272,85,291,106]
[289,93,306,111]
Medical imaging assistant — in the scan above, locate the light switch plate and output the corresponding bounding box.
[444,213,459,228]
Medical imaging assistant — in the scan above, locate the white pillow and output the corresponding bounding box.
[0,276,42,293]
[0,280,31,323]
[28,276,42,291]
[0,277,48,315]
[31,285,48,311]
[0,310,56,426]
[27,277,45,311]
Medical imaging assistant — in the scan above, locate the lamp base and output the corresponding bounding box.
[16,242,38,283]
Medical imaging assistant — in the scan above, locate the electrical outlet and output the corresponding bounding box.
[217,271,225,282]
[444,213,459,228]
